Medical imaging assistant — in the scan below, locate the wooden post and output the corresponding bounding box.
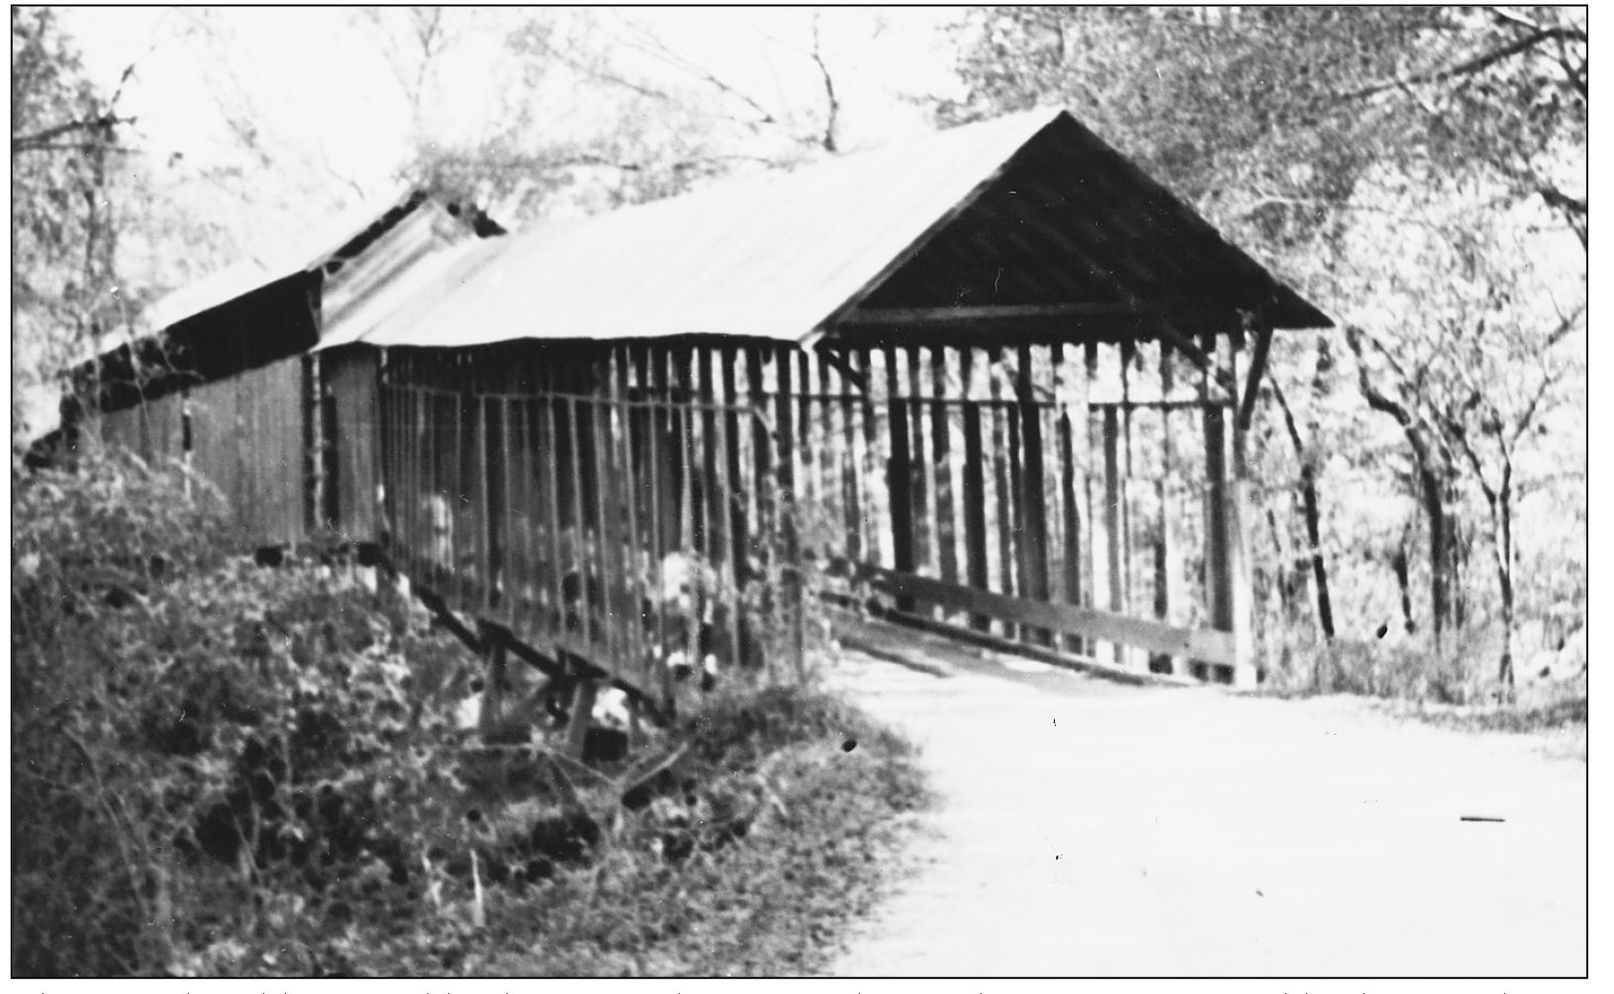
[855,349,882,569]
[1103,403,1125,667]
[564,673,599,760]
[477,628,508,737]
[1201,331,1255,686]
[746,346,773,680]
[959,349,990,631]
[1054,343,1084,655]
[1156,344,1186,675]
[717,345,745,671]
[904,347,931,592]
[1016,345,1052,646]
[836,349,863,564]
[774,345,804,679]
[884,346,915,610]
[987,347,1016,638]
[931,346,959,590]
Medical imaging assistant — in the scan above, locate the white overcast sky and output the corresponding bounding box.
[59,5,968,205]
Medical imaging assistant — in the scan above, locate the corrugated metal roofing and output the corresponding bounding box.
[317,200,485,348]
[343,108,1330,350]
[342,109,1063,347]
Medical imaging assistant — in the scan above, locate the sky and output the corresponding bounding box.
[58,6,967,213]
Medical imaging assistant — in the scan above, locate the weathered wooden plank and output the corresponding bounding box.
[861,565,1239,666]
[884,346,915,611]
[929,346,959,588]
[1103,404,1124,666]
[958,349,990,632]
[744,344,773,681]
[1016,344,1052,646]
[1053,344,1084,655]
[986,347,1016,638]
[774,343,804,677]
[904,347,931,588]
[854,349,882,568]
[711,345,741,671]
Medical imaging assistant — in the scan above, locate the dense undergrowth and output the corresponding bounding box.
[11,450,930,977]
[1258,629,1587,751]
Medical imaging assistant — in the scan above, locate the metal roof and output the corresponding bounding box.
[317,199,487,348]
[341,110,1069,347]
[306,108,1334,351]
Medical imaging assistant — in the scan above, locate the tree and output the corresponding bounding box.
[11,6,136,436]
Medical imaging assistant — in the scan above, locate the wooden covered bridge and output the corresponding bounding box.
[62,108,1331,721]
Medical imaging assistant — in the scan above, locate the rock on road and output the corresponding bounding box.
[824,649,1586,977]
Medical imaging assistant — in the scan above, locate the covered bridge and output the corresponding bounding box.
[53,189,501,546]
[317,106,1331,716]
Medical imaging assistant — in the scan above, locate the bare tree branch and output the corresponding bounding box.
[1336,25,1585,103]
[12,114,135,153]
[809,10,841,153]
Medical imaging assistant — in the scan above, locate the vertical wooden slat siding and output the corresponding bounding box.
[1103,403,1125,667]
[796,349,816,526]
[1039,347,1064,614]
[561,394,589,648]
[592,352,622,678]
[718,345,747,592]
[958,349,990,631]
[1006,355,1029,604]
[883,346,915,612]
[774,344,804,675]
[698,348,723,607]
[836,350,863,564]
[487,393,508,614]
[1223,333,1255,684]
[929,345,959,590]
[900,348,929,593]
[1152,345,1172,671]
[855,349,883,568]
[1016,344,1052,646]
[1053,344,1083,654]
[986,347,1017,638]
[710,345,741,670]
[816,350,837,564]
[642,346,672,701]
[744,346,772,678]
[616,347,646,686]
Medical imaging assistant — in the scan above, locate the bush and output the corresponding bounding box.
[12,447,931,977]
[12,449,464,976]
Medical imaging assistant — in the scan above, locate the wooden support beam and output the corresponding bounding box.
[860,565,1239,666]
[477,626,509,737]
[564,675,599,760]
[1238,310,1275,432]
[958,350,990,631]
[930,346,959,589]
[1016,345,1052,646]
[837,301,1196,326]
[884,346,916,611]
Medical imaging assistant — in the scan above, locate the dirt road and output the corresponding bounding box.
[824,648,1587,977]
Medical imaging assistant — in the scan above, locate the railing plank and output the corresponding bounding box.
[860,565,1238,666]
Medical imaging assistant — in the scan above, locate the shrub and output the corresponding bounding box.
[11,449,465,976]
[12,447,931,978]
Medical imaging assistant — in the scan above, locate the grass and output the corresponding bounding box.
[1257,631,1587,760]
[196,678,934,978]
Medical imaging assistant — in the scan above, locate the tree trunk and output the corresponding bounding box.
[1299,462,1335,639]
[1268,378,1336,639]
[1490,475,1517,698]
[1392,541,1416,634]
[1417,462,1456,648]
